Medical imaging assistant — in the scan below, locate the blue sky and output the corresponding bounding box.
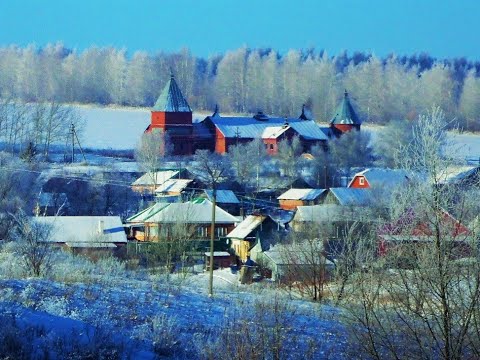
[0,0,478,59]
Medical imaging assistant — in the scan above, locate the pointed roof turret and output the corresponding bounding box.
[212,104,220,117]
[330,90,361,125]
[153,74,192,112]
[299,104,309,120]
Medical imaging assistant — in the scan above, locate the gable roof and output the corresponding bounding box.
[328,188,374,206]
[330,90,361,125]
[262,125,291,139]
[440,166,480,185]
[153,75,192,112]
[132,170,180,187]
[127,202,170,222]
[155,179,192,194]
[294,204,374,223]
[349,168,410,188]
[140,199,239,224]
[278,188,326,201]
[34,216,127,245]
[204,115,328,141]
[262,243,334,267]
[204,190,240,204]
[226,215,268,239]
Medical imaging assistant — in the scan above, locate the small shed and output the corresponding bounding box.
[277,188,326,210]
[204,251,233,270]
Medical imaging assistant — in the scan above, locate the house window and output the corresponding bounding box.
[216,227,226,237]
[270,144,274,150]
[359,177,365,186]
[197,227,207,238]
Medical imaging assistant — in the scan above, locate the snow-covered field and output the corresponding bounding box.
[76,105,208,150]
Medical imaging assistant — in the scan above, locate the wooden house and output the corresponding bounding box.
[277,188,326,210]
[348,168,409,189]
[126,199,239,247]
[378,209,472,261]
[33,216,127,255]
[250,242,334,283]
[226,214,282,263]
[131,169,189,195]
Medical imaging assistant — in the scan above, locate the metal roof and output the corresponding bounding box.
[349,168,409,188]
[127,202,169,222]
[330,90,361,125]
[34,216,127,244]
[155,179,192,194]
[132,170,180,186]
[205,115,328,141]
[294,204,372,223]
[144,199,239,224]
[277,188,326,201]
[328,188,374,206]
[226,215,267,239]
[204,190,240,204]
[153,75,192,112]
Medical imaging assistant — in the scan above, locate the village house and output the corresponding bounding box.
[125,198,239,247]
[226,214,283,263]
[378,209,472,262]
[348,168,410,189]
[131,169,189,195]
[277,188,326,210]
[34,216,127,255]
[154,178,193,203]
[145,75,362,155]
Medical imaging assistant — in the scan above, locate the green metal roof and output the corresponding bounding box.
[153,75,192,112]
[330,90,361,125]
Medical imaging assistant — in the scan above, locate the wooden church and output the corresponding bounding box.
[145,75,362,156]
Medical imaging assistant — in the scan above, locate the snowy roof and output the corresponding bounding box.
[132,170,180,186]
[328,188,374,206]
[277,188,326,201]
[330,90,361,125]
[263,244,334,267]
[141,199,239,224]
[34,216,127,245]
[204,190,240,204]
[226,215,267,239]
[65,242,117,249]
[262,125,290,139]
[155,179,192,194]
[126,202,170,222]
[294,204,373,223]
[203,251,231,257]
[204,115,328,141]
[440,166,479,185]
[349,168,409,188]
[153,75,192,112]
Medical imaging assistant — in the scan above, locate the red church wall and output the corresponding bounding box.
[349,176,370,188]
[151,112,192,127]
[215,129,227,154]
[332,124,359,134]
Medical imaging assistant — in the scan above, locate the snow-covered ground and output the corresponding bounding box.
[0,249,352,359]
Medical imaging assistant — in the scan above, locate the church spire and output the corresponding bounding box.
[153,74,192,112]
[330,89,361,126]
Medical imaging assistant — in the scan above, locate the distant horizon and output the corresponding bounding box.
[1,0,479,60]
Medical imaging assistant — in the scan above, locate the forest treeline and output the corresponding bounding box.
[1,43,480,129]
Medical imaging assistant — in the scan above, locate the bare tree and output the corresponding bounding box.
[135,130,172,196]
[344,107,480,359]
[11,213,54,277]
[192,149,232,297]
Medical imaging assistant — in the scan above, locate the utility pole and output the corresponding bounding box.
[68,123,87,163]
